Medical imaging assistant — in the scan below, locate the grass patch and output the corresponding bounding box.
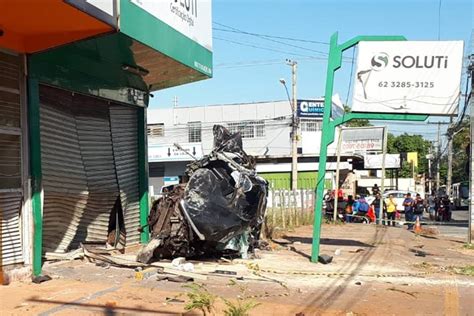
[183,283,216,316]
[453,265,474,277]
[462,243,474,250]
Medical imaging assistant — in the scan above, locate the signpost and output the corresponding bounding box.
[311,33,430,263]
[333,126,386,223]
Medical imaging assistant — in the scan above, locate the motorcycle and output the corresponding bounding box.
[436,199,451,222]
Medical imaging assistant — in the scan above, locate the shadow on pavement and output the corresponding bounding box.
[282,236,375,248]
[28,298,184,316]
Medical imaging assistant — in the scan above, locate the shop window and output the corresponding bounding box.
[301,120,322,132]
[228,120,265,138]
[188,121,202,143]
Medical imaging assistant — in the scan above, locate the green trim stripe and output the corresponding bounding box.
[138,108,149,243]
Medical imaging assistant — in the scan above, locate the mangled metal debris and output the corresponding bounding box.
[137,125,268,263]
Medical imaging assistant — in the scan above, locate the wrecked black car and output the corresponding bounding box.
[137,125,268,263]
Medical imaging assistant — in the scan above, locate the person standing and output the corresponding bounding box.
[385,194,397,226]
[403,193,415,230]
[371,193,385,225]
[372,184,380,196]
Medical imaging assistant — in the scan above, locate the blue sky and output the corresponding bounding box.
[149,0,473,140]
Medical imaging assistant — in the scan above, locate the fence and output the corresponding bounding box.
[265,189,315,231]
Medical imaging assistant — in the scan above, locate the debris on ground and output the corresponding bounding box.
[318,254,333,264]
[44,248,84,261]
[387,287,417,298]
[31,275,52,284]
[137,125,268,263]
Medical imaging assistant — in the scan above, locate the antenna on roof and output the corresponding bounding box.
[173,96,178,108]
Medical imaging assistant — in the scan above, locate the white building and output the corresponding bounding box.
[147,98,354,193]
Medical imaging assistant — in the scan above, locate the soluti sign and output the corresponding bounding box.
[352,41,464,115]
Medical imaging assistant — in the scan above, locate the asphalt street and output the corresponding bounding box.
[426,208,469,239]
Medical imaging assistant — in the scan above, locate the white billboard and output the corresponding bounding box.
[340,127,384,154]
[130,0,212,51]
[364,154,401,169]
[352,41,464,115]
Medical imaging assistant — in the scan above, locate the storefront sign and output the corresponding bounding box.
[149,143,203,162]
[297,100,324,117]
[340,127,384,154]
[130,0,212,51]
[352,41,464,115]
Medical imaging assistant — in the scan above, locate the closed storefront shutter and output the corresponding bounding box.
[0,192,23,265]
[110,106,140,245]
[75,105,119,244]
[40,86,141,253]
[40,93,89,252]
[0,51,23,266]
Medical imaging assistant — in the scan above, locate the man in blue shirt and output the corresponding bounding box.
[403,193,415,230]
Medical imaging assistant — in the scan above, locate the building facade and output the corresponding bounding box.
[147,99,350,193]
[0,0,213,277]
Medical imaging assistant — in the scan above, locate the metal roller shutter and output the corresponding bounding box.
[40,86,141,252]
[0,192,23,265]
[75,105,119,244]
[41,87,119,252]
[110,106,140,245]
[0,51,23,266]
[40,99,89,252]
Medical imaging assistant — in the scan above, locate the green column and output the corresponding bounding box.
[138,107,150,243]
[28,78,43,276]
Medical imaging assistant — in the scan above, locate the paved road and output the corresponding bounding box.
[426,208,469,239]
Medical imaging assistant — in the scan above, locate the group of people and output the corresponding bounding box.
[325,187,426,230]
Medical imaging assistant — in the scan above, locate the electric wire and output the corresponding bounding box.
[213,22,330,45]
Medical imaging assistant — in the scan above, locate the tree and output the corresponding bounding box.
[343,105,371,127]
[450,118,470,183]
[387,132,432,177]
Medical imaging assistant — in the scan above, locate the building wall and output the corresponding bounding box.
[147,101,307,157]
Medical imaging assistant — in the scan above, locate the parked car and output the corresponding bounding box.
[384,190,420,213]
[366,190,419,213]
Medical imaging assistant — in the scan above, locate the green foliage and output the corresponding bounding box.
[451,120,470,183]
[223,280,260,316]
[343,105,371,127]
[387,132,432,177]
[183,283,216,316]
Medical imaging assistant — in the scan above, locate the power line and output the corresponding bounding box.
[214,36,318,58]
[212,22,330,45]
[345,47,356,105]
[213,22,330,56]
[437,0,442,40]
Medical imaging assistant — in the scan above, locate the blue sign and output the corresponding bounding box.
[297,100,324,117]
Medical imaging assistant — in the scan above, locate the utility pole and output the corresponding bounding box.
[287,59,298,190]
[468,54,473,244]
[447,117,453,199]
[428,121,450,193]
[436,122,441,192]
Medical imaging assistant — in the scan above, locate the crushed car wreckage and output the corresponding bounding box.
[137,125,268,263]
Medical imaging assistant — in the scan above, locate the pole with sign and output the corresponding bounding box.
[333,127,343,222]
[311,33,431,263]
[379,127,388,224]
